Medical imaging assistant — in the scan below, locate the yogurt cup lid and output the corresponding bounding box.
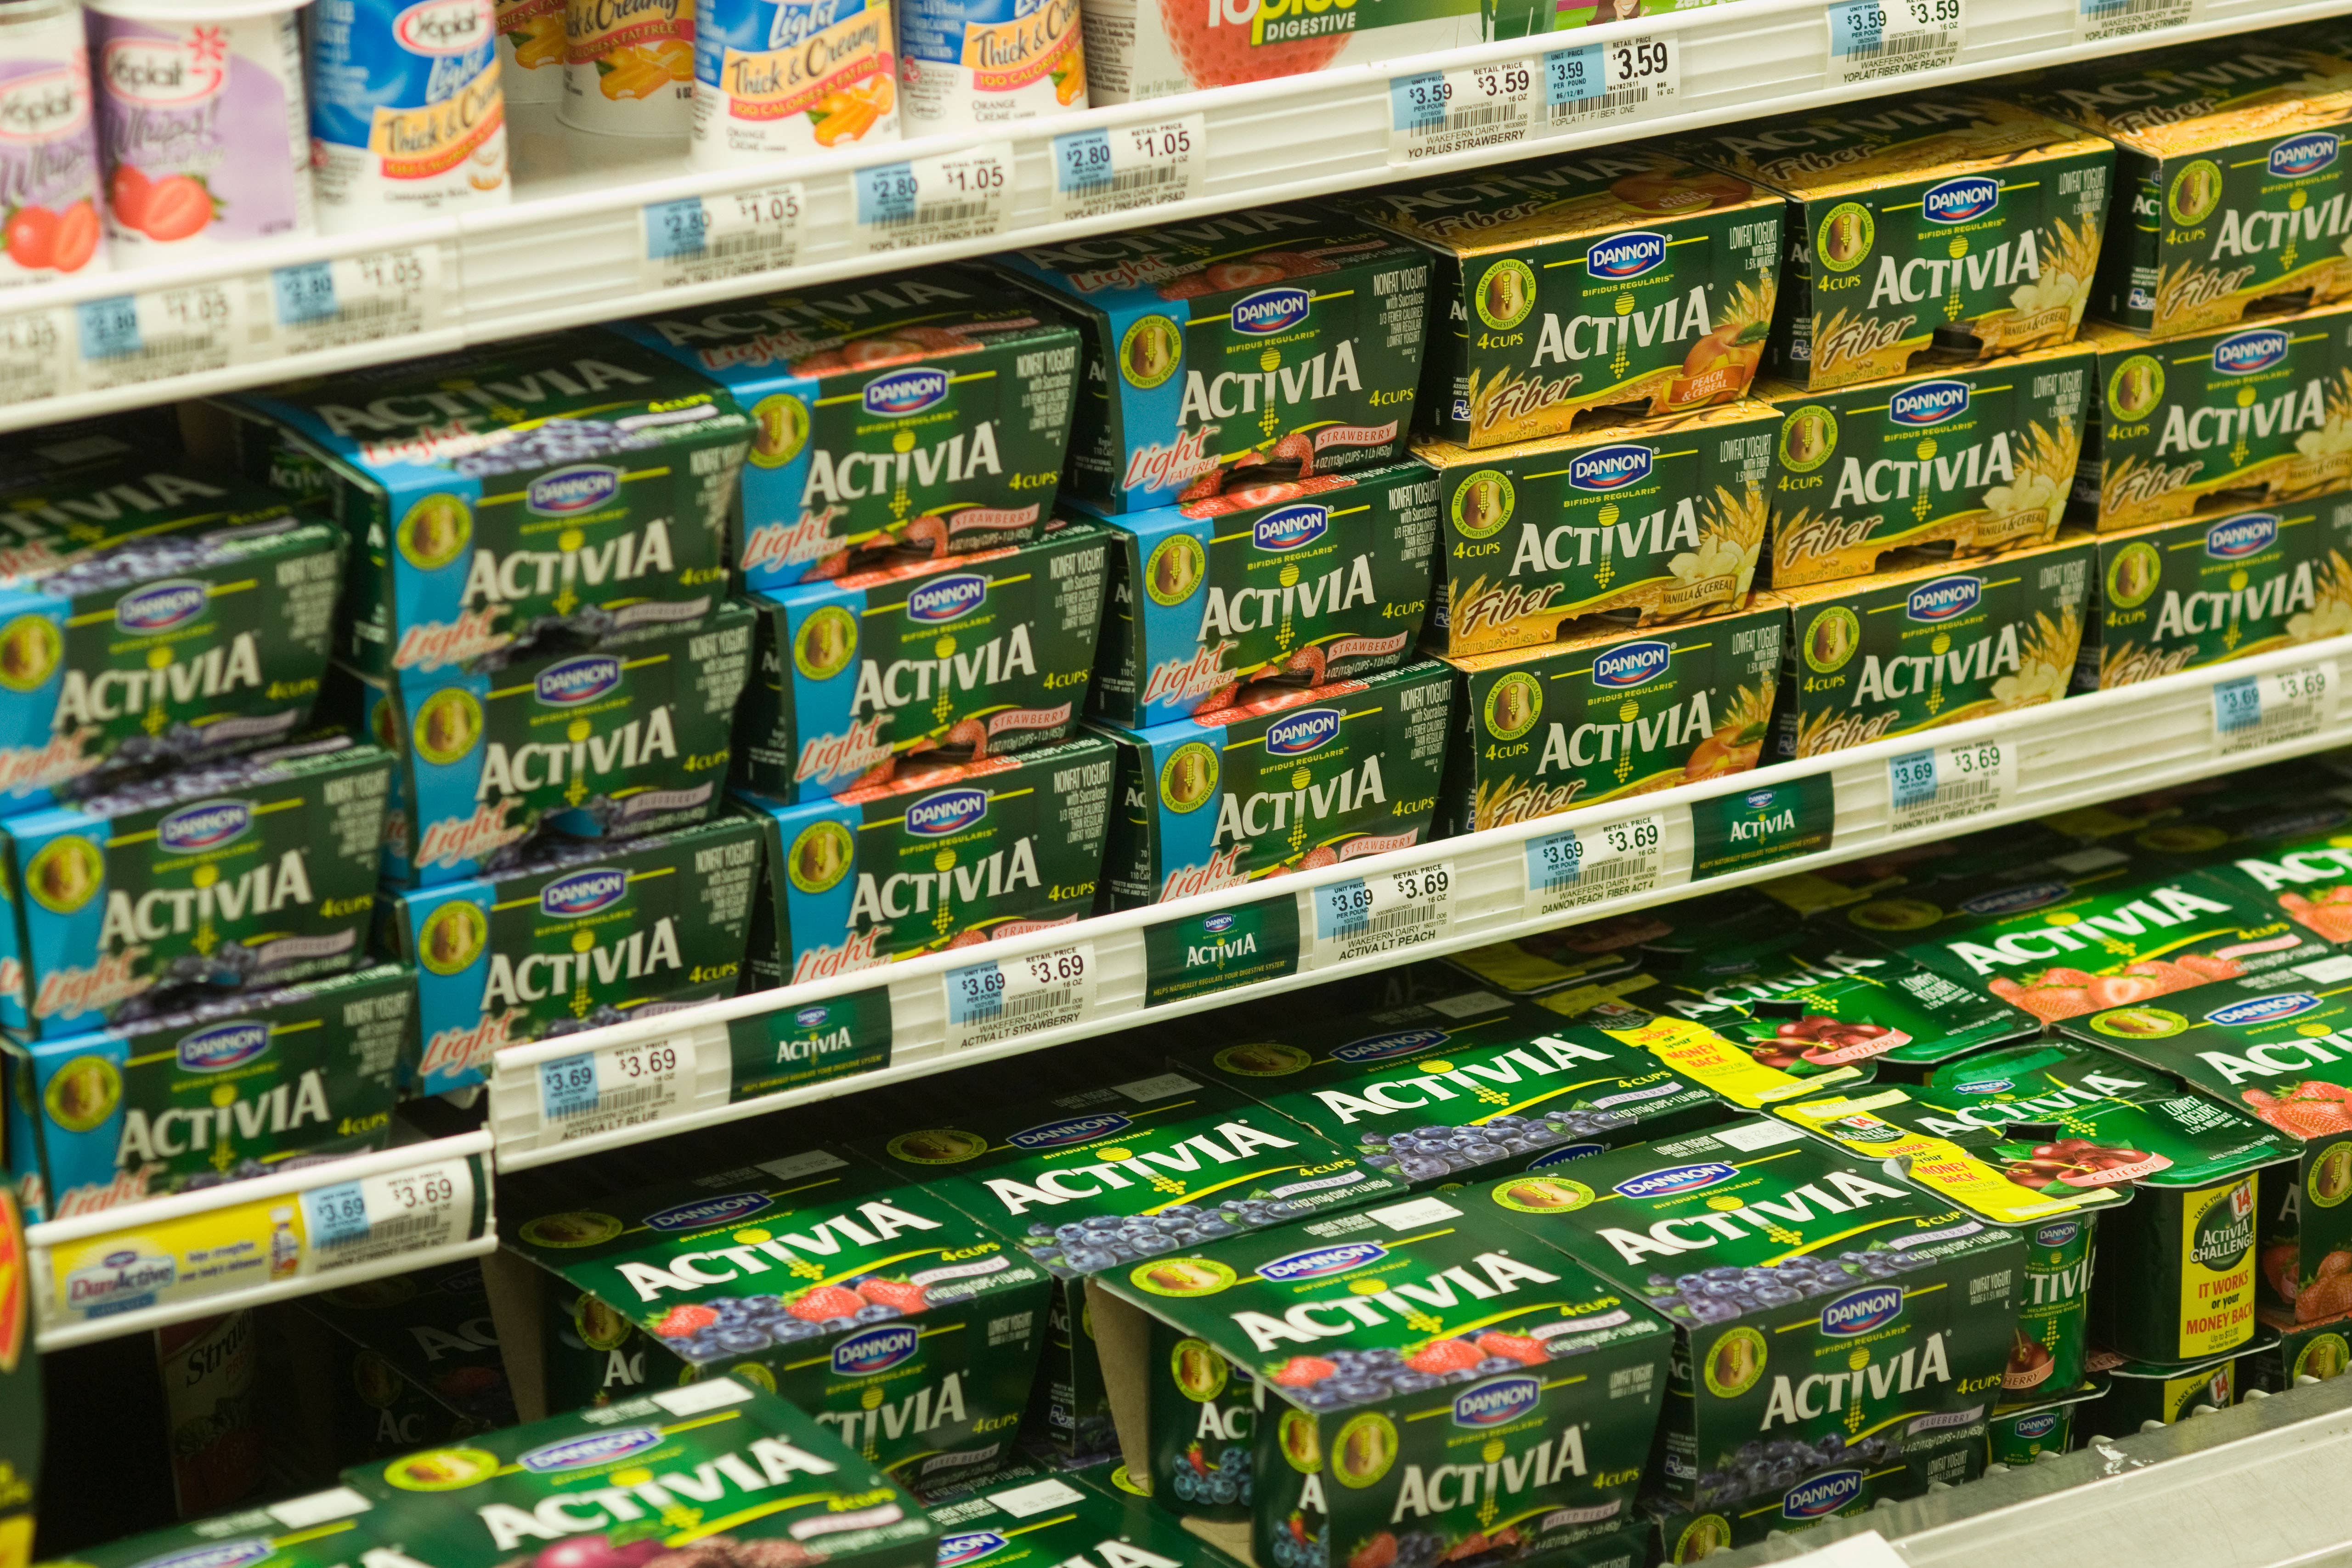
[84,0,314,22]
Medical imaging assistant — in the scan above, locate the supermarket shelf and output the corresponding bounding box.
[29,1130,495,1351]
[2,0,2346,434]
[491,632,2352,1168]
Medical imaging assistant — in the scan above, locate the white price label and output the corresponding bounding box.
[271,246,446,356]
[2076,0,2197,42]
[943,940,1095,1050]
[1524,811,1669,917]
[1886,739,2014,833]
[641,184,804,289]
[76,281,255,391]
[1541,34,1677,132]
[1827,0,1962,85]
[856,145,1012,254]
[0,305,72,405]
[2213,662,2336,756]
[1388,61,1534,164]
[301,1157,476,1272]
[1052,115,1204,223]
[538,1034,698,1143]
[1311,860,1454,967]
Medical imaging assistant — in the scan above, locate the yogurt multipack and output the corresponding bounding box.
[289,1261,518,1465]
[923,1471,1248,1568]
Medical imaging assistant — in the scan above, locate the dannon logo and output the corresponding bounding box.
[1820,1285,1904,1336]
[1254,504,1329,551]
[2270,132,2340,177]
[2035,1221,2080,1248]
[2012,1411,2059,1439]
[1453,1375,1541,1427]
[116,579,207,634]
[2204,991,2322,1026]
[158,798,252,854]
[1922,176,2001,224]
[936,1535,1010,1567]
[541,867,627,918]
[177,1021,268,1074]
[537,655,622,706]
[132,1542,276,1568]
[906,787,987,837]
[1265,708,1341,756]
[2205,513,2278,558]
[644,1193,773,1231]
[526,464,620,515]
[1593,639,1670,690]
[1906,576,1982,621]
[2212,328,2290,375]
[1259,1242,1387,1282]
[1568,444,1655,492]
[1232,288,1311,335]
[1531,1143,1607,1167]
[1783,1469,1864,1519]
[1614,1161,1738,1199]
[1956,880,2069,916]
[520,1428,665,1472]
[1330,1028,1447,1062]
[863,367,950,416]
[908,573,987,623]
[832,1324,919,1374]
[1587,230,1667,280]
[1889,379,1970,426]
[1203,913,1235,934]
[1009,1112,1131,1149]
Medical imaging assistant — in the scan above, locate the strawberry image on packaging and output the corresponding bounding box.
[1079,0,1480,102]
[995,207,1431,513]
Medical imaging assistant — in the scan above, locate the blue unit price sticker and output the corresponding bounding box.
[1051,114,1204,223]
[74,279,249,391]
[943,940,1096,1051]
[298,1157,475,1272]
[856,143,1012,255]
[1524,810,1670,918]
[1827,0,1962,85]
[537,1035,701,1143]
[2214,661,2336,757]
[1541,33,1677,133]
[1310,858,1455,967]
[640,184,803,289]
[1388,61,1535,164]
[271,246,445,354]
[1886,739,2013,833]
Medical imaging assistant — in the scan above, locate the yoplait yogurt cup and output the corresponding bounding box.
[493,0,564,99]
[85,0,316,261]
[561,0,695,135]
[691,0,898,163]
[0,0,109,285]
[898,0,1083,136]
[307,0,509,231]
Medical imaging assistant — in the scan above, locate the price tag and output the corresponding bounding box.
[1310,859,1454,967]
[2213,662,2336,757]
[271,246,446,356]
[640,184,804,289]
[1886,739,2014,833]
[1388,62,1534,164]
[1826,0,1962,86]
[75,281,253,391]
[943,940,1095,1050]
[300,1157,477,1271]
[2077,0,2197,43]
[1052,115,1204,224]
[1524,811,1669,918]
[0,305,73,405]
[856,144,1012,255]
[1541,34,1678,134]
[537,1033,699,1143]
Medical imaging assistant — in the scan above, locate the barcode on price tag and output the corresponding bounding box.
[272,247,446,356]
[0,306,73,405]
[1886,740,2013,833]
[1052,115,1204,223]
[857,145,1011,254]
[76,282,255,391]
[1827,0,1963,85]
[538,1035,698,1143]
[944,941,1095,1050]
[1311,860,1454,966]
[641,184,803,289]
[300,1158,476,1271]
[1387,62,1534,164]
[2078,0,2197,42]
[2214,662,2336,756]
[1542,35,1677,132]
[1524,812,1668,917]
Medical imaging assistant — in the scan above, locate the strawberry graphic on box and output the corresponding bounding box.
[1086,0,1483,103]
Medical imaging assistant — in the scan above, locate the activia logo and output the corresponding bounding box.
[1614,1161,1738,1199]
[1232,288,1311,335]
[130,1542,276,1568]
[526,464,620,515]
[1587,230,1667,279]
[158,798,253,854]
[541,867,627,917]
[906,787,987,837]
[1265,708,1341,756]
[1593,639,1670,690]
[115,578,207,634]
[1906,575,1982,621]
[537,654,622,706]
[1958,880,2069,915]
[2035,1221,2081,1248]
[520,1428,665,1472]
[2012,1411,2059,1439]
[1922,175,2000,223]
[907,573,987,623]
[1452,1374,1541,1428]
[862,367,950,416]
[1254,504,1329,551]
[2204,991,2322,1026]
[176,1022,268,1073]
[1820,1285,1903,1336]
[1568,444,1655,491]
[937,1535,1010,1567]
[2270,132,2340,177]
[1330,1028,1448,1062]
[832,1324,919,1374]
[392,0,489,54]
[1889,379,1970,426]
[1259,1242,1387,1282]
[1783,1469,1864,1518]
[2212,328,2290,375]
[644,1193,772,1231]
[1009,1112,1131,1149]
[2205,513,2278,559]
